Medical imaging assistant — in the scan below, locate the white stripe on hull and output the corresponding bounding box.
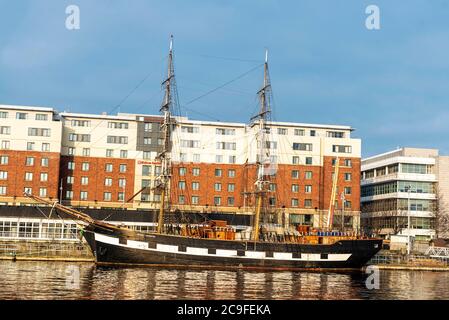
[94,233,352,262]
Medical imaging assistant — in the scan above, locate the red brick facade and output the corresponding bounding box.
[0,150,60,201]
[59,156,136,205]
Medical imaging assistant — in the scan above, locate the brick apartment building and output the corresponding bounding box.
[0,104,362,229]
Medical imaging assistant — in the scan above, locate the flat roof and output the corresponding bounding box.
[0,104,56,113]
[60,112,136,121]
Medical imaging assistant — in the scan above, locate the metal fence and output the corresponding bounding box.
[369,253,449,267]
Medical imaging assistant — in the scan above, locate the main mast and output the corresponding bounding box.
[156,36,175,234]
[252,50,272,241]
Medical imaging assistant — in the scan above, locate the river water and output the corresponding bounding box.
[0,261,448,300]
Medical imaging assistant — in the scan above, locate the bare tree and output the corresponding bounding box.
[434,192,449,239]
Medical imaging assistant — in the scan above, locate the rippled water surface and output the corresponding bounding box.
[0,261,448,300]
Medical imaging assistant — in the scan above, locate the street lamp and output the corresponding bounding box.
[404,185,412,255]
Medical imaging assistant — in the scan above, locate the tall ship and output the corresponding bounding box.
[25,37,382,270]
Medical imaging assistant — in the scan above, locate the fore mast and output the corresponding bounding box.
[252,50,273,241]
[156,35,176,234]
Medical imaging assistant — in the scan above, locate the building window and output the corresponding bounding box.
[107,136,128,144]
[144,123,152,132]
[192,182,200,191]
[192,196,199,205]
[216,155,223,163]
[118,179,126,188]
[344,187,352,195]
[305,185,312,193]
[277,128,288,135]
[291,198,299,207]
[80,192,88,201]
[24,187,32,195]
[305,157,313,165]
[67,161,75,170]
[178,181,186,190]
[27,142,35,151]
[119,164,127,173]
[144,137,152,145]
[40,173,48,182]
[69,133,90,142]
[105,164,113,172]
[104,178,113,186]
[291,170,299,179]
[344,201,352,209]
[293,143,312,151]
[28,128,51,137]
[16,112,27,120]
[155,166,162,175]
[216,128,235,135]
[67,176,74,184]
[193,154,200,162]
[82,148,90,157]
[292,156,300,165]
[158,138,164,146]
[304,199,312,208]
[41,158,49,167]
[179,153,187,162]
[305,171,313,179]
[106,149,114,158]
[269,197,276,206]
[35,114,48,121]
[291,184,299,192]
[294,129,305,136]
[39,188,47,197]
[0,171,7,180]
[1,141,10,149]
[181,126,199,134]
[25,172,33,181]
[118,192,125,202]
[214,183,222,192]
[143,151,151,159]
[0,126,11,135]
[41,143,50,152]
[344,159,352,167]
[68,147,75,155]
[228,169,236,178]
[179,167,187,176]
[214,197,221,206]
[0,186,7,195]
[228,183,235,192]
[120,150,128,158]
[227,197,235,206]
[104,192,112,201]
[192,168,200,176]
[108,122,129,129]
[310,130,316,137]
[229,155,236,164]
[326,131,344,138]
[178,195,185,204]
[269,183,276,192]
[332,145,352,153]
[26,157,35,166]
[71,120,90,127]
[82,163,90,171]
[142,165,151,176]
[0,156,8,165]
[0,112,8,118]
[344,173,352,181]
[81,177,89,185]
[65,191,73,199]
[215,169,222,177]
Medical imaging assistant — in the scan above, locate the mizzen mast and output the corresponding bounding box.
[156,35,176,234]
[251,50,272,241]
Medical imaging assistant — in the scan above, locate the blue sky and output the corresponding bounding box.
[1,0,449,157]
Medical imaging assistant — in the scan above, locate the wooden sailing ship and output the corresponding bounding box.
[25,37,382,270]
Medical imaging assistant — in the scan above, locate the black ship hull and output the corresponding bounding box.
[84,225,382,271]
